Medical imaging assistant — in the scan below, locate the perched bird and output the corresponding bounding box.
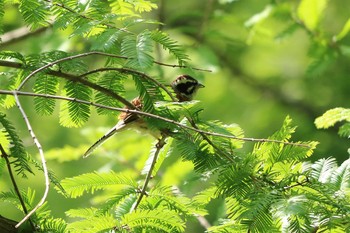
[83,74,204,158]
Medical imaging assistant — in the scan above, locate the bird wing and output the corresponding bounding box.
[83,120,126,158]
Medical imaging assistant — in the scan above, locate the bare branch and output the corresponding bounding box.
[0,26,52,47]
[16,51,128,91]
[130,135,167,212]
[12,92,50,228]
[0,90,312,148]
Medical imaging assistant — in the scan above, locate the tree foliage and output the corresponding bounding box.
[0,0,349,232]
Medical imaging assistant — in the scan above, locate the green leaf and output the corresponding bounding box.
[310,157,338,183]
[240,194,275,233]
[339,123,350,138]
[39,217,67,233]
[148,185,207,217]
[109,0,139,18]
[315,107,350,129]
[297,0,328,31]
[66,211,116,233]
[121,209,185,233]
[91,29,121,51]
[0,71,23,108]
[132,0,158,13]
[59,171,137,198]
[94,72,126,115]
[0,113,34,177]
[330,158,350,191]
[271,195,310,233]
[98,187,137,216]
[33,75,59,115]
[59,81,92,128]
[0,187,37,213]
[0,51,26,63]
[109,0,157,17]
[121,30,154,69]
[336,18,350,41]
[19,0,49,29]
[150,30,189,66]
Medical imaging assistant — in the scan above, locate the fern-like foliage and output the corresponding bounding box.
[211,117,320,232]
[121,30,154,69]
[94,72,126,115]
[59,171,138,198]
[0,113,33,177]
[59,81,92,128]
[315,107,350,138]
[145,185,207,217]
[38,217,67,233]
[91,29,121,51]
[109,0,157,16]
[0,187,66,232]
[98,186,137,216]
[66,208,116,233]
[150,30,189,66]
[18,0,49,29]
[33,74,59,115]
[132,73,165,113]
[120,209,185,233]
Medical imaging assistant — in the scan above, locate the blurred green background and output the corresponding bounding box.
[1,0,349,230]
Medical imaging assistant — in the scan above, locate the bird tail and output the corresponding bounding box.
[83,121,125,158]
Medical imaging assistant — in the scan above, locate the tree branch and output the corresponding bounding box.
[0,215,18,233]
[0,26,52,47]
[0,90,312,148]
[0,144,36,231]
[0,58,135,109]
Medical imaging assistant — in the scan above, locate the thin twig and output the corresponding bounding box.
[0,90,311,148]
[14,51,211,91]
[0,144,36,231]
[130,135,167,212]
[16,51,128,91]
[153,61,212,72]
[12,92,50,228]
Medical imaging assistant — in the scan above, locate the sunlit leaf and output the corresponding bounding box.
[315,108,350,129]
[336,18,350,41]
[297,0,328,30]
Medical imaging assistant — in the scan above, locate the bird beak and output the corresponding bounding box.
[198,83,205,88]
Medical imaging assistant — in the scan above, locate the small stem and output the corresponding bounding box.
[13,92,50,228]
[130,135,167,212]
[0,144,36,231]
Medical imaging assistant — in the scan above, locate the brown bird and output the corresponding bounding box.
[83,75,204,158]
